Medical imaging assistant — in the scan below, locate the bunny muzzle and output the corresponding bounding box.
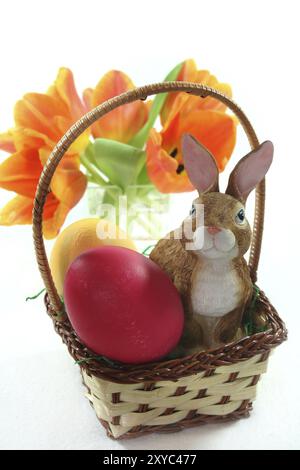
[190,226,238,260]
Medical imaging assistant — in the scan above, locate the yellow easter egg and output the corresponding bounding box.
[50,218,136,296]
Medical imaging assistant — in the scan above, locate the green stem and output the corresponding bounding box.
[81,153,109,187]
[129,61,183,149]
[81,153,121,204]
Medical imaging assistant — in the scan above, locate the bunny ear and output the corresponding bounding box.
[226,141,274,203]
[181,134,219,194]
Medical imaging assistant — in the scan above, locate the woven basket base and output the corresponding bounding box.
[81,352,267,439]
[46,289,287,440]
[98,405,252,440]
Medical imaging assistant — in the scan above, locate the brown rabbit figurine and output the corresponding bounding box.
[150,134,274,351]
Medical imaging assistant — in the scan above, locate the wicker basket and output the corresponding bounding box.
[33,82,287,439]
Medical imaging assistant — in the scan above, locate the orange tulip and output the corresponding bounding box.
[84,70,149,143]
[0,68,88,238]
[146,59,237,193]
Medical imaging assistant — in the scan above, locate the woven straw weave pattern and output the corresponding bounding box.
[82,353,268,438]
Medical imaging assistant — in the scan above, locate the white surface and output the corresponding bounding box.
[0,0,300,450]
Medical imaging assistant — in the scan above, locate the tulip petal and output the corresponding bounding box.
[83,87,93,110]
[146,129,194,193]
[13,71,89,156]
[51,167,87,208]
[0,193,57,229]
[0,150,42,197]
[201,73,232,110]
[0,192,60,231]
[176,110,237,171]
[3,191,67,240]
[86,70,148,143]
[0,67,90,238]
[42,203,70,239]
[160,60,234,126]
[42,189,83,239]
[48,67,87,120]
[0,132,16,153]
[180,74,232,113]
[160,59,197,126]
[14,93,66,142]
[147,109,237,193]
[53,115,90,154]
[38,146,52,166]
[0,195,34,225]
[161,94,187,139]
[11,127,54,152]
[38,145,80,171]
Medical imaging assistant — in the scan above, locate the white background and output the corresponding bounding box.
[0,0,299,450]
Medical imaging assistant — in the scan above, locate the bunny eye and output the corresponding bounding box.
[235,208,246,225]
[190,204,196,217]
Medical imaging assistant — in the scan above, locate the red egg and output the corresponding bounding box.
[63,246,184,364]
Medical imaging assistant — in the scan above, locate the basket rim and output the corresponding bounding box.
[47,289,287,384]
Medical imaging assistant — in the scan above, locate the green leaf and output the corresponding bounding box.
[129,61,183,149]
[92,138,146,190]
[136,163,151,185]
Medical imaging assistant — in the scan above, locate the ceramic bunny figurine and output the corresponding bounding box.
[150,134,274,351]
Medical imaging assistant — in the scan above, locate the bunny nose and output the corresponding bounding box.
[207,226,221,235]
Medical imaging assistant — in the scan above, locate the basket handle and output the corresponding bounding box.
[33,81,263,319]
